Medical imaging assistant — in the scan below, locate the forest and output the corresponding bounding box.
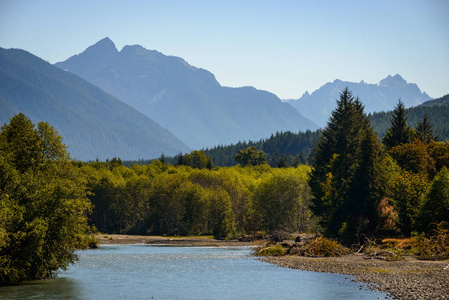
[123,93,449,169]
[1,90,449,285]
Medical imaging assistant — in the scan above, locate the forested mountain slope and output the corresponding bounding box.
[370,94,449,140]
[0,47,189,161]
[55,38,318,149]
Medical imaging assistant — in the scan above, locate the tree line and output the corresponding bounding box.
[78,160,317,238]
[369,93,449,141]
[309,89,449,243]
[123,130,318,168]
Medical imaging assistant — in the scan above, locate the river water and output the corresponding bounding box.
[1,245,388,299]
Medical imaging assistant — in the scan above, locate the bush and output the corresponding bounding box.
[303,237,349,257]
[256,244,286,256]
[414,221,449,260]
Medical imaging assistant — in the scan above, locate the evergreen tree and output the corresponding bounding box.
[418,167,449,232]
[416,115,438,144]
[383,100,412,148]
[234,147,267,166]
[343,127,386,238]
[309,88,385,241]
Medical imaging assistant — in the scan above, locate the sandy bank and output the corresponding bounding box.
[96,234,254,247]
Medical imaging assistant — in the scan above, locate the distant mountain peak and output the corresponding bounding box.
[55,39,318,149]
[84,37,118,56]
[378,74,407,87]
[55,37,119,79]
[97,37,115,46]
[286,74,431,128]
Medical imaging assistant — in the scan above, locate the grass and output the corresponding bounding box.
[303,237,350,257]
[256,244,286,256]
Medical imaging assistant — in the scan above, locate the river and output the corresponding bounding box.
[1,245,388,299]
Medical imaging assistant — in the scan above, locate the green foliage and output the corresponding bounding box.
[427,142,449,173]
[390,170,428,236]
[309,88,386,242]
[382,100,413,148]
[176,150,214,170]
[389,139,436,178]
[0,114,93,285]
[302,237,349,257]
[235,147,267,166]
[256,244,286,256]
[370,94,449,142]
[82,160,316,239]
[199,130,318,167]
[254,167,316,233]
[418,167,449,232]
[416,115,438,144]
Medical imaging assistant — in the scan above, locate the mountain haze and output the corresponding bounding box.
[286,75,432,128]
[55,38,318,149]
[0,47,189,161]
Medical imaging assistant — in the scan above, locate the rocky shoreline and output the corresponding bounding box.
[263,254,449,300]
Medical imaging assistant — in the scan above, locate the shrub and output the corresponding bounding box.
[414,221,449,260]
[256,244,286,256]
[303,237,349,257]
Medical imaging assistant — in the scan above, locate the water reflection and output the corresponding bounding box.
[1,277,82,299]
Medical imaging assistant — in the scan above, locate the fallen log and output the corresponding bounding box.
[373,251,397,257]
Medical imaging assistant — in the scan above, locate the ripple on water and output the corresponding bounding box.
[0,245,390,300]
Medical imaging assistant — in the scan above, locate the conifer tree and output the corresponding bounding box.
[416,115,438,144]
[383,100,412,148]
[309,88,386,241]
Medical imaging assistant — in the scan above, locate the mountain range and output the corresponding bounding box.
[286,75,432,127]
[55,38,318,149]
[1,38,440,161]
[0,47,189,161]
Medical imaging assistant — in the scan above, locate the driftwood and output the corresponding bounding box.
[373,251,397,257]
[364,250,397,260]
[444,264,449,270]
[356,245,364,254]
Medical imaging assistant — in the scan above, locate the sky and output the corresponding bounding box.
[1,0,448,99]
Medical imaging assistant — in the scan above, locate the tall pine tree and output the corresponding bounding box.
[309,88,386,241]
[416,115,438,144]
[383,100,412,148]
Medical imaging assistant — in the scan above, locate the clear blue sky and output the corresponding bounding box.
[1,0,448,99]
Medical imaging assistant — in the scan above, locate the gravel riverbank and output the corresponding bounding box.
[98,234,449,299]
[96,234,254,247]
[263,254,449,300]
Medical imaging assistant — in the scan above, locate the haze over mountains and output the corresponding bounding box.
[286,75,432,127]
[55,38,318,149]
[0,47,189,161]
[1,38,439,162]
